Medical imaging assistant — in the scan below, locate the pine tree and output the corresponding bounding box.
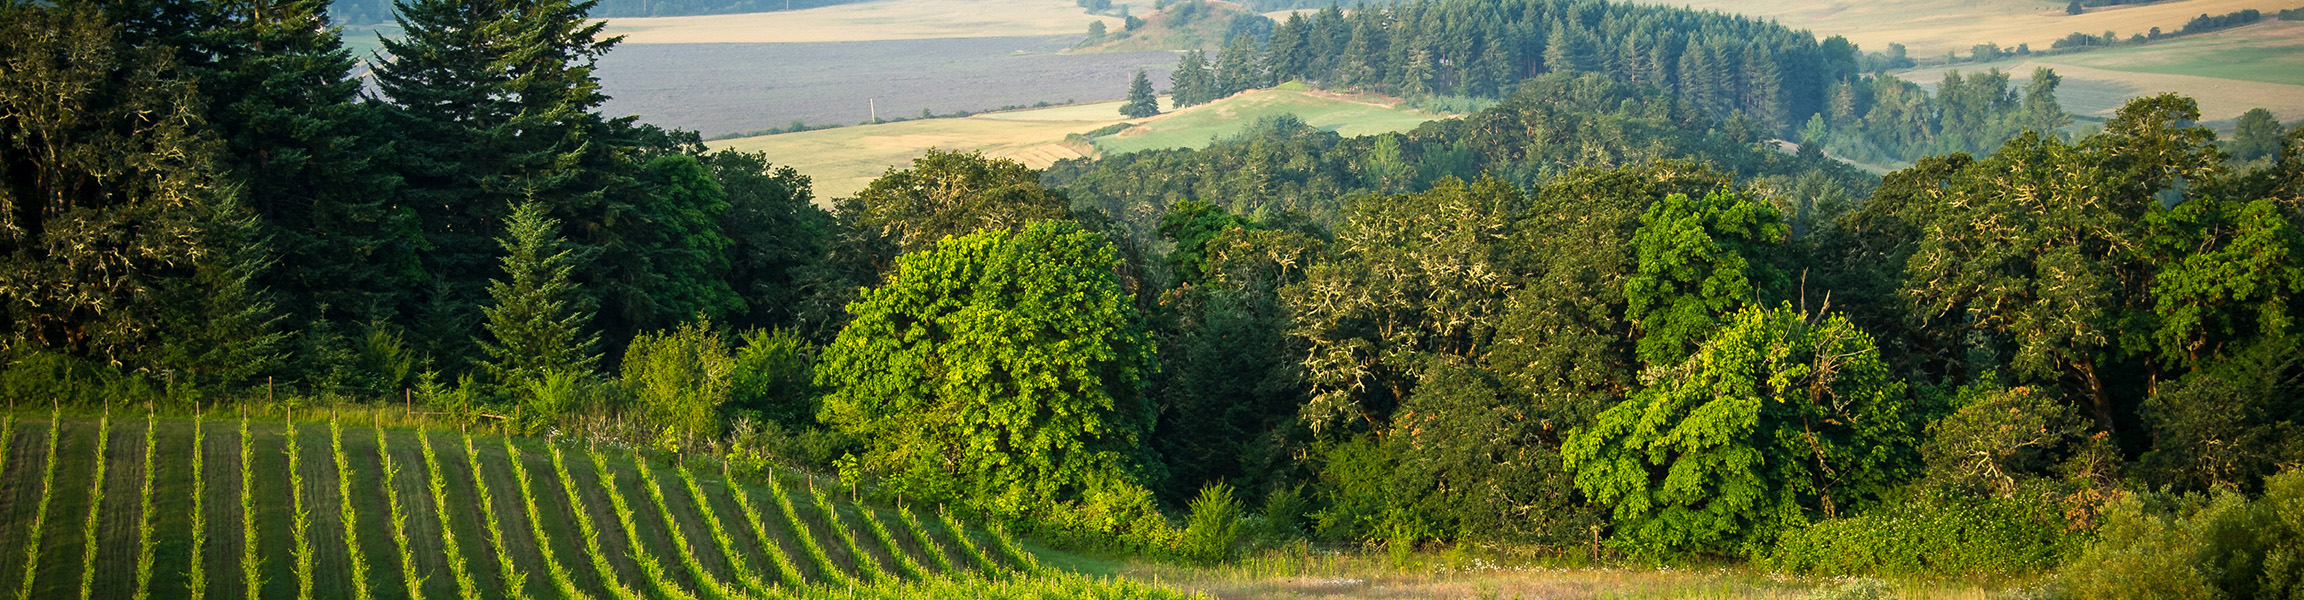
[1171,50,1212,107]
[475,202,601,387]
[1215,34,1262,98]
[1266,12,1309,82]
[1123,70,1162,118]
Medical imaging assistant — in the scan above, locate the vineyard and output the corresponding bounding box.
[0,410,1201,600]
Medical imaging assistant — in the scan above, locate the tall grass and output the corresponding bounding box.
[11,411,56,600]
[328,419,376,600]
[765,468,859,588]
[500,439,614,600]
[374,426,428,600]
[133,408,159,600]
[672,462,786,596]
[76,410,114,600]
[460,434,529,599]
[805,482,888,583]
[718,463,814,589]
[239,416,261,598]
[187,414,206,600]
[577,446,704,600]
[540,441,650,600]
[626,451,751,600]
[284,418,314,600]
[416,430,483,600]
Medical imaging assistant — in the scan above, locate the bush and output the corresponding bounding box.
[1178,483,1244,564]
[729,327,819,429]
[2060,468,2304,599]
[621,320,735,446]
[1765,487,2080,577]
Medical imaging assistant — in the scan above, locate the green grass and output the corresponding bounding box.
[1093,89,1447,155]
[0,413,1204,598]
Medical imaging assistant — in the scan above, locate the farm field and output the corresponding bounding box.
[595,37,1178,137]
[1641,0,2298,55]
[1896,21,2304,124]
[598,0,1115,44]
[0,410,1190,599]
[711,87,1453,200]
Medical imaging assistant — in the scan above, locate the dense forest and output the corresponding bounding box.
[329,0,873,24]
[4,0,2303,594]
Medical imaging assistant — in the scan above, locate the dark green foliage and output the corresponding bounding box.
[2231,108,2286,165]
[2138,337,2304,493]
[836,150,1075,274]
[816,221,1157,514]
[476,202,601,389]
[1170,51,1214,108]
[706,150,832,331]
[730,327,821,429]
[1124,70,1162,118]
[1564,305,1923,559]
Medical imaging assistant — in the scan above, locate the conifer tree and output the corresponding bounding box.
[1215,34,1262,98]
[476,202,601,387]
[1171,50,1213,107]
[1123,69,1162,118]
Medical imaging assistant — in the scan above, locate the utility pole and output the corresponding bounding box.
[869,97,877,122]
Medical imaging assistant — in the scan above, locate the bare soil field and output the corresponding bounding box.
[594,36,1177,137]
[1638,0,2299,55]
[598,0,1117,44]
[708,88,1447,201]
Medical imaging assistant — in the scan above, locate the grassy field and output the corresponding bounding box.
[711,87,1452,200]
[599,0,1116,44]
[0,410,1189,599]
[1640,0,2298,55]
[1896,21,2304,124]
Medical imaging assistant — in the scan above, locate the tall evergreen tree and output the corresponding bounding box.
[1266,11,1310,82]
[1171,50,1213,107]
[1123,69,1162,118]
[1215,34,1263,98]
[475,202,600,387]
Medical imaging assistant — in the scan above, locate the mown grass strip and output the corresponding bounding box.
[934,505,1002,576]
[328,420,375,600]
[894,504,963,578]
[765,471,858,588]
[626,451,756,600]
[804,483,887,583]
[854,503,930,581]
[674,463,790,596]
[717,464,812,589]
[375,426,428,600]
[416,430,482,600]
[538,442,649,600]
[285,418,314,600]
[460,434,530,599]
[76,411,114,600]
[577,447,704,600]
[985,523,1043,576]
[9,412,53,600]
[499,439,611,600]
[187,415,206,600]
[239,416,261,599]
[133,409,159,600]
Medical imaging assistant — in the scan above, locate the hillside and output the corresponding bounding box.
[1071,0,1265,52]
[0,411,1194,599]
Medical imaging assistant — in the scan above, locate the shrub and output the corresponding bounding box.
[2061,468,2304,599]
[1765,487,2080,577]
[622,320,735,444]
[730,327,819,429]
[1178,483,1244,565]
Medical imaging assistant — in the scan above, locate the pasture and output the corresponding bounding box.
[710,88,1452,200]
[1896,21,2304,124]
[1641,0,2299,55]
[0,410,1188,599]
[598,0,1116,44]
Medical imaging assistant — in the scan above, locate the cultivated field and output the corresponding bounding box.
[1641,0,2299,55]
[595,37,1178,137]
[711,88,1452,200]
[0,410,1187,599]
[1896,21,2304,124]
[599,0,1116,44]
